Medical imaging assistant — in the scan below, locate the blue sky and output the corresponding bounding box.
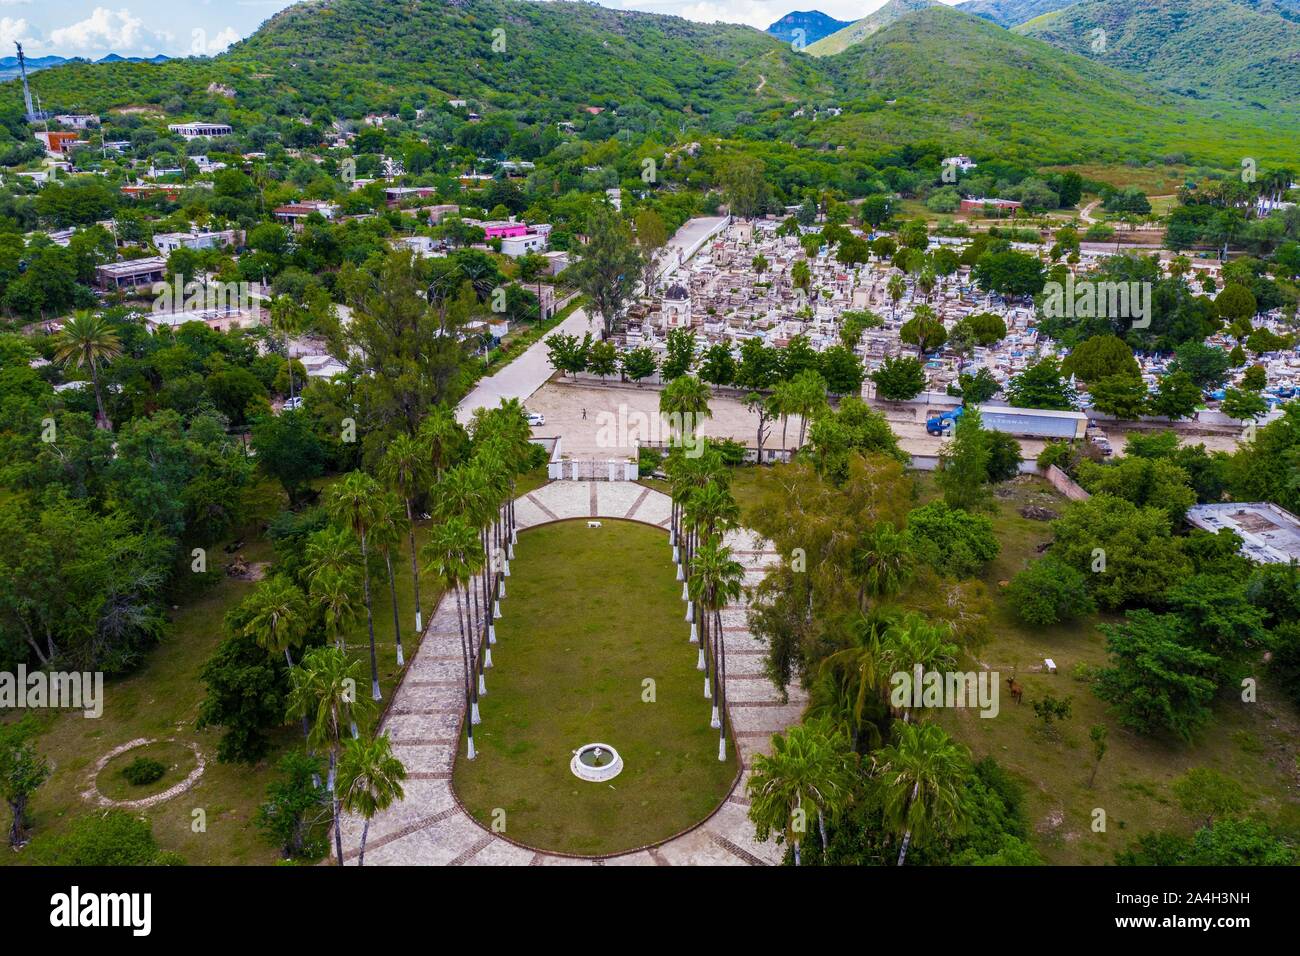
[0,0,963,59]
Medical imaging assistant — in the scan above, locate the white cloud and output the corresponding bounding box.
[0,16,30,47]
[208,26,242,53]
[49,7,171,55]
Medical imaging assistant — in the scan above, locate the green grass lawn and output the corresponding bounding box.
[4,476,443,866]
[453,518,738,856]
[912,474,1300,864]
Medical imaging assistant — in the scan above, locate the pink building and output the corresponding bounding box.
[481,220,529,240]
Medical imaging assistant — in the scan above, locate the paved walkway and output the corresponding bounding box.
[455,298,594,425]
[339,480,807,865]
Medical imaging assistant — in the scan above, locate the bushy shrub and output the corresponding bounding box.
[120,757,166,787]
[1006,557,1096,626]
[905,501,999,577]
[28,810,171,866]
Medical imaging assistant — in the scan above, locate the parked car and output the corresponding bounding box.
[283,396,304,411]
[526,411,545,426]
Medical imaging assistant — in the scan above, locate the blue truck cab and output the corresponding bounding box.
[926,405,964,436]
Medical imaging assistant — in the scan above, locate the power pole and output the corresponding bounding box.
[15,42,39,122]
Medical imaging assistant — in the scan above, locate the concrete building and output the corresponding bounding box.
[34,131,81,157]
[152,228,239,255]
[95,257,167,291]
[144,307,260,334]
[168,122,233,140]
[55,114,99,130]
[1186,502,1300,564]
[273,201,339,230]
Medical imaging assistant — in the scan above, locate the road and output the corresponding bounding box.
[456,300,595,424]
[457,216,730,423]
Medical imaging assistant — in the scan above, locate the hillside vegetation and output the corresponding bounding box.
[1016,0,1300,108]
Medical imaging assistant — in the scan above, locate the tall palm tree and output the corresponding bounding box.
[304,525,361,586]
[689,535,744,759]
[310,567,361,651]
[242,575,310,669]
[771,379,796,453]
[369,491,410,668]
[421,515,486,759]
[418,406,465,481]
[874,720,969,865]
[53,310,121,431]
[286,645,375,866]
[878,614,959,722]
[377,433,432,637]
[850,523,913,613]
[659,374,713,444]
[338,732,407,866]
[887,274,906,320]
[747,717,858,864]
[435,465,492,657]
[326,471,384,701]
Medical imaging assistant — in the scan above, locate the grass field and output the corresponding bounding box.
[911,473,1300,864]
[452,518,738,855]
[3,476,444,866]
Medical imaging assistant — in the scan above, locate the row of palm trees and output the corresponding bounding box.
[244,399,534,862]
[665,443,746,762]
[745,513,973,865]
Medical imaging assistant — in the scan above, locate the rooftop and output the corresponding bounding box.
[1186,502,1300,564]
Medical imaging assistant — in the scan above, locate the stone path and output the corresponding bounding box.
[338,480,807,866]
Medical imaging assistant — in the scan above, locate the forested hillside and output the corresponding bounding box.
[1016,0,1300,108]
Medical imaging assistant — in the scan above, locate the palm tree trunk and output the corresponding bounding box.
[818,810,828,852]
[330,749,343,865]
[90,364,111,431]
[454,583,476,756]
[360,535,381,701]
[358,818,370,866]
[385,551,403,668]
[405,498,422,635]
[897,781,919,866]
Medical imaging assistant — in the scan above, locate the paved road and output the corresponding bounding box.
[455,299,593,424]
[456,216,730,424]
[338,481,803,865]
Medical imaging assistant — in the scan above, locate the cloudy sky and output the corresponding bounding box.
[0,0,966,60]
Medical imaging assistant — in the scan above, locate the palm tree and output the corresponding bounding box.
[689,535,744,759]
[790,370,828,448]
[878,614,959,723]
[659,374,713,444]
[369,491,410,668]
[310,567,362,651]
[418,407,465,481]
[337,732,407,866]
[377,433,432,637]
[326,471,384,701]
[887,274,906,320]
[421,515,486,759]
[304,525,360,586]
[815,608,899,753]
[242,575,310,669]
[874,720,969,865]
[286,645,374,865]
[269,295,305,402]
[850,523,913,613]
[770,379,796,453]
[53,310,121,430]
[747,717,858,864]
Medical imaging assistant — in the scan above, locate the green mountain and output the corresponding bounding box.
[766,10,852,46]
[18,0,828,120]
[815,5,1293,164]
[805,0,940,56]
[7,0,1296,168]
[955,0,1075,27]
[1015,0,1300,108]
